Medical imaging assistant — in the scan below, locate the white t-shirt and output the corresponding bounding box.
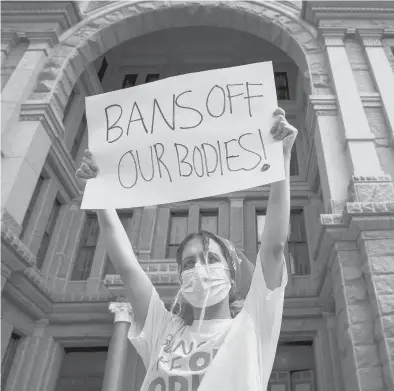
[128,259,288,391]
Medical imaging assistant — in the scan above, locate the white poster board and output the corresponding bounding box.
[81,61,284,209]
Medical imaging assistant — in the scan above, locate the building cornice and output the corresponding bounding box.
[303,1,394,26]
[1,1,81,34]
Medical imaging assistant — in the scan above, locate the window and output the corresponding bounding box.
[71,214,100,280]
[145,73,160,83]
[102,212,133,277]
[287,210,309,275]
[63,88,77,120]
[167,212,188,259]
[274,72,290,100]
[256,211,266,252]
[97,56,108,82]
[71,114,87,159]
[20,175,45,239]
[199,211,218,235]
[122,74,138,89]
[256,210,309,274]
[36,198,61,269]
[1,333,21,388]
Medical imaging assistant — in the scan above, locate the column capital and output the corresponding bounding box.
[319,27,347,47]
[109,302,133,323]
[20,31,59,54]
[356,28,385,47]
[1,30,19,45]
[229,198,244,208]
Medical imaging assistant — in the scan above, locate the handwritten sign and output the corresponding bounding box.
[81,61,284,209]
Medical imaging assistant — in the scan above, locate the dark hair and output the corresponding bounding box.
[172,230,244,325]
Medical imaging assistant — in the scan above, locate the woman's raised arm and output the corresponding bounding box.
[76,150,153,330]
[258,108,297,290]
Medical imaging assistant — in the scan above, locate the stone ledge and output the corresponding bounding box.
[346,202,394,215]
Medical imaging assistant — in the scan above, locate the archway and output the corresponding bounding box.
[25,0,328,122]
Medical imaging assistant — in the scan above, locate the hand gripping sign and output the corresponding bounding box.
[81,61,285,209]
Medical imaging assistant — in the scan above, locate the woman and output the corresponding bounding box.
[75,107,297,391]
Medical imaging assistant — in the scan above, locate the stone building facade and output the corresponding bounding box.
[1,1,394,391]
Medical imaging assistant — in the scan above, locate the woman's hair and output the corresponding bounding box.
[171,230,244,325]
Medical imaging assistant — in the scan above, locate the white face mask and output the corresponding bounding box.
[180,263,231,308]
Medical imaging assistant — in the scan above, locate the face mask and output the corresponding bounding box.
[180,263,231,308]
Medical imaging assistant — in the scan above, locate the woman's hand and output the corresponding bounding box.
[75,149,99,188]
[270,107,298,158]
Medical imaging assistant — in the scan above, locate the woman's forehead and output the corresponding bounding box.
[182,236,223,257]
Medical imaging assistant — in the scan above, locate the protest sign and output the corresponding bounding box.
[81,61,285,209]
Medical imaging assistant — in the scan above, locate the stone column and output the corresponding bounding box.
[320,28,383,177]
[1,37,52,135]
[229,198,244,253]
[102,302,133,391]
[357,29,394,144]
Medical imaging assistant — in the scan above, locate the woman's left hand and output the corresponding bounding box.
[270,107,298,157]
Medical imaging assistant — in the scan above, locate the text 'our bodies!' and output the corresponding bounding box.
[82,61,285,209]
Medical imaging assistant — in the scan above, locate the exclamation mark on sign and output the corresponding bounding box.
[258,129,270,172]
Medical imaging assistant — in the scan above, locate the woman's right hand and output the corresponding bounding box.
[75,149,99,187]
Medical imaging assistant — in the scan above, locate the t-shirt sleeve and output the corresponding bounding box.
[128,287,174,369]
[242,255,288,349]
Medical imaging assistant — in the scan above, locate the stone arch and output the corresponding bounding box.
[27,0,328,121]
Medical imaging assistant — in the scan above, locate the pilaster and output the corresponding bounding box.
[152,206,171,259]
[1,320,14,361]
[4,322,49,391]
[1,36,52,136]
[357,28,394,145]
[137,206,157,260]
[305,96,350,213]
[320,28,384,178]
[229,198,244,253]
[187,204,200,235]
[218,201,230,239]
[22,178,58,257]
[1,120,52,227]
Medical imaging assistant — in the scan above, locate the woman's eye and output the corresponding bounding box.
[184,260,195,269]
[208,254,220,263]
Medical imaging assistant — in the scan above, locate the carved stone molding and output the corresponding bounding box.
[357,28,385,47]
[109,302,133,323]
[318,27,347,47]
[323,38,344,47]
[362,38,384,48]
[305,95,338,133]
